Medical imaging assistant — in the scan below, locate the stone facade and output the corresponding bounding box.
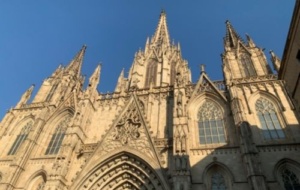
[0,11,300,190]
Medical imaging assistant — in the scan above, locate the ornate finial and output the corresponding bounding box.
[200,64,206,73]
[269,50,281,72]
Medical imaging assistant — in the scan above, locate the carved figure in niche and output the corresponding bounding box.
[175,157,181,170]
[177,91,183,104]
[181,156,188,170]
[175,136,181,153]
[174,156,189,171]
[177,104,183,117]
[181,135,186,152]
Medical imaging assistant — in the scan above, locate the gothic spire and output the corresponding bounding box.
[224,20,245,48]
[65,45,87,78]
[88,64,101,90]
[152,10,170,46]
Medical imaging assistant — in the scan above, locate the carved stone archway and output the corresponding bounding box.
[75,152,168,190]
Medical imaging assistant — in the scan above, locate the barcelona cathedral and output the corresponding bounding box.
[0,3,300,190]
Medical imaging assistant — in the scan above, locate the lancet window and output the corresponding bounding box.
[255,98,285,140]
[145,59,158,87]
[45,118,69,155]
[240,54,255,77]
[197,101,226,144]
[8,121,33,155]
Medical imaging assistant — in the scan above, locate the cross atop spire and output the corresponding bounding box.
[65,45,87,78]
[152,10,170,46]
[224,20,245,48]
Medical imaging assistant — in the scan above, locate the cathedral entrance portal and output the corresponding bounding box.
[74,152,168,190]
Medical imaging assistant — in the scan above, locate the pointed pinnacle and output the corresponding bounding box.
[66,45,87,78]
[246,33,256,47]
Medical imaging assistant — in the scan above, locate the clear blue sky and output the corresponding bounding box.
[0,1,295,119]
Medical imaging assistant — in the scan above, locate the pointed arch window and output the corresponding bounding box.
[45,118,69,155]
[281,168,300,190]
[211,172,226,190]
[205,164,232,190]
[240,54,255,77]
[8,121,33,155]
[255,98,285,140]
[198,101,226,144]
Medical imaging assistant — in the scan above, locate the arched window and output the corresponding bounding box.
[281,168,300,190]
[240,54,255,77]
[8,121,33,155]
[255,98,285,140]
[27,174,46,190]
[198,101,226,144]
[45,118,69,155]
[205,164,232,190]
[211,172,226,190]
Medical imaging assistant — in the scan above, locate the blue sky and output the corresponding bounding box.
[0,1,295,119]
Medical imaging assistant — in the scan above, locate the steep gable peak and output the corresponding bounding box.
[151,10,171,47]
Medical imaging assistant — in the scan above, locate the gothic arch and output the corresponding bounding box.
[248,92,287,141]
[4,118,34,156]
[248,91,283,113]
[36,109,73,156]
[187,92,226,118]
[8,114,35,136]
[72,149,169,190]
[274,159,300,190]
[203,162,234,190]
[25,170,47,190]
[187,93,229,147]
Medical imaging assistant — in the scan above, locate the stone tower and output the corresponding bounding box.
[0,11,300,190]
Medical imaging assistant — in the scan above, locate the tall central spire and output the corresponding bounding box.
[65,45,87,78]
[224,20,245,48]
[152,10,170,46]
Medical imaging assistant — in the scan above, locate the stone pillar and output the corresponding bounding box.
[239,121,268,190]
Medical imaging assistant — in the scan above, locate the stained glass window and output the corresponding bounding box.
[255,98,285,140]
[45,119,69,155]
[198,101,226,144]
[281,168,300,190]
[8,121,33,155]
[211,172,226,190]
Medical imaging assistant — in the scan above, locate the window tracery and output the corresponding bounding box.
[8,121,33,155]
[45,118,69,155]
[197,101,226,144]
[211,172,226,190]
[281,168,300,190]
[255,98,285,140]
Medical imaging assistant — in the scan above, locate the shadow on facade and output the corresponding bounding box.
[186,121,300,190]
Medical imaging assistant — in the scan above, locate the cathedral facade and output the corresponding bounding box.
[0,11,300,190]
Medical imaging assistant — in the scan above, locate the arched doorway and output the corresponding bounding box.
[73,151,169,190]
